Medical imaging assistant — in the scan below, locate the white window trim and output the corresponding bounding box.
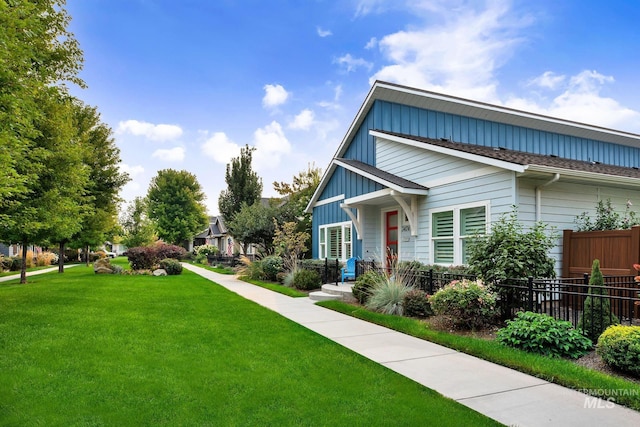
[319,221,353,262]
[429,201,490,265]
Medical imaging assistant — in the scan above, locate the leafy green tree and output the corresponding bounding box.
[466,209,557,318]
[147,169,208,246]
[120,197,156,248]
[0,0,85,283]
[467,209,557,283]
[218,145,263,222]
[273,163,321,257]
[1,90,90,282]
[578,259,620,341]
[0,0,84,229]
[226,201,278,255]
[68,102,129,267]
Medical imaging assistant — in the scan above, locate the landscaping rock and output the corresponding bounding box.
[153,269,167,276]
[93,258,114,274]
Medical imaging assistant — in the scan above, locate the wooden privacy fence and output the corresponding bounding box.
[562,226,640,277]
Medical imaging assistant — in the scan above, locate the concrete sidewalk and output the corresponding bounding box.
[0,264,79,283]
[183,263,640,427]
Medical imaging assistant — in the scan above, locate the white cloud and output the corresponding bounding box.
[117,120,183,141]
[506,70,640,132]
[527,71,566,90]
[365,37,378,50]
[253,121,291,170]
[289,109,316,130]
[151,147,185,162]
[201,132,242,164]
[334,53,373,73]
[262,84,289,108]
[118,163,146,196]
[354,0,388,17]
[119,163,144,178]
[317,26,332,37]
[369,0,531,103]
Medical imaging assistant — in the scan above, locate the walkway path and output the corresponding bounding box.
[0,264,79,283]
[183,263,640,427]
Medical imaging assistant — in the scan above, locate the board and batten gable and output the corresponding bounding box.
[369,100,640,167]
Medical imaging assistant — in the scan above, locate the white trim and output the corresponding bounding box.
[318,221,353,262]
[341,204,363,240]
[334,158,428,195]
[391,192,418,236]
[525,165,640,186]
[429,201,490,265]
[313,194,345,207]
[344,188,393,205]
[371,131,526,173]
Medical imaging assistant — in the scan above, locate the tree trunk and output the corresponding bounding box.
[58,241,65,273]
[20,240,27,284]
[85,245,90,266]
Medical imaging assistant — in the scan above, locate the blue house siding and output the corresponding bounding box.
[311,89,640,262]
[371,100,640,167]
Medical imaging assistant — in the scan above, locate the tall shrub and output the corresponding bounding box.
[578,259,619,341]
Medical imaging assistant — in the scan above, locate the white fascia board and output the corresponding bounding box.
[344,188,393,205]
[305,161,338,213]
[333,158,428,195]
[525,165,640,186]
[371,130,526,173]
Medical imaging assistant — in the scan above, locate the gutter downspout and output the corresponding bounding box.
[535,173,560,222]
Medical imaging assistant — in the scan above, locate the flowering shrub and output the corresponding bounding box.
[429,279,499,330]
[575,198,640,231]
[194,244,218,264]
[260,255,284,281]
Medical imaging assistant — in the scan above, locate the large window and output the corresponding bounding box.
[319,222,352,261]
[431,203,488,265]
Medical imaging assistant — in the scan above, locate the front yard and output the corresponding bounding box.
[0,266,499,426]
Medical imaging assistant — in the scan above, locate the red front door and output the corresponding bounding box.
[385,211,398,267]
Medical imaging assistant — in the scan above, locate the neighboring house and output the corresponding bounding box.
[191,216,255,256]
[306,81,640,274]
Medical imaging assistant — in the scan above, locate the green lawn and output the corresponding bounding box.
[0,267,500,426]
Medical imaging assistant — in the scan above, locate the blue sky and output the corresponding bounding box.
[66,0,640,215]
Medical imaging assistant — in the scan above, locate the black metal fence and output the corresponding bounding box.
[206,254,256,267]
[318,258,640,329]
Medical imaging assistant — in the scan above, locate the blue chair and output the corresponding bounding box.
[341,257,358,284]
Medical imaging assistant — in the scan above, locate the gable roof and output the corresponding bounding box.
[307,81,640,213]
[334,158,428,194]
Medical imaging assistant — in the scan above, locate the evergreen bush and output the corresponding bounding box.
[402,289,432,318]
[292,269,321,290]
[159,258,183,275]
[578,259,619,342]
[596,325,640,377]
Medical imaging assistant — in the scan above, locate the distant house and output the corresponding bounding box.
[306,81,640,274]
[191,216,255,257]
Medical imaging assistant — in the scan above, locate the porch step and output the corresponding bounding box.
[308,283,356,303]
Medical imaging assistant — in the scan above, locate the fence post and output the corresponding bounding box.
[323,258,328,284]
[527,277,534,312]
[335,258,339,286]
[428,269,434,294]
